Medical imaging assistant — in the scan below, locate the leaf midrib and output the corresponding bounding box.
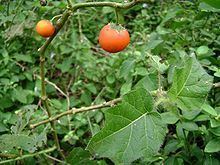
[176,59,193,97]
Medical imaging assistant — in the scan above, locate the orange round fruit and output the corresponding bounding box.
[98,23,130,53]
[36,20,55,38]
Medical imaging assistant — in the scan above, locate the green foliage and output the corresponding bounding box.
[202,0,220,9]
[168,56,213,111]
[0,0,220,164]
[87,88,167,164]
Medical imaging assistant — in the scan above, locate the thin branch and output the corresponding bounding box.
[35,75,68,98]
[66,0,73,7]
[0,147,56,165]
[30,98,122,129]
[71,0,149,10]
[43,153,68,164]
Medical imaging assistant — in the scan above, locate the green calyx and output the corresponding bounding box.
[109,23,126,31]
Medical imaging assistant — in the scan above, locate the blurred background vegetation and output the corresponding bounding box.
[0,0,220,164]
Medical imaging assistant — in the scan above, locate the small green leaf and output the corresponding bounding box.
[146,40,163,50]
[120,80,132,96]
[196,46,209,56]
[165,156,184,165]
[180,121,199,131]
[106,74,115,84]
[66,147,96,165]
[148,55,168,73]
[210,118,220,128]
[0,122,8,133]
[202,104,218,116]
[134,73,158,91]
[161,111,179,124]
[85,83,97,94]
[56,58,72,73]
[194,114,210,122]
[119,59,135,79]
[14,54,33,63]
[205,138,220,153]
[209,127,220,136]
[135,67,148,76]
[182,109,201,120]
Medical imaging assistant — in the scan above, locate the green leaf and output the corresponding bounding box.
[148,55,168,73]
[106,74,115,84]
[209,127,220,136]
[164,140,182,155]
[182,109,201,120]
[161,111,179,124]
[205,138,220,153]
[0,134,36,152]
[80,91,92,105]
[12,88,31,104]
[85,83,97,94]
[204,156,220,165]
[87,88,167,164]
[199,2,220,12]
[134,67,148,76]
[179,121,199,131]
[210,118,220,128]
[0,122,8,133]
[165,156,183,165]
[134,73,158,91]
[194,114,210,121]
[146,40,163,51]
[168,56,213,111]
[202,104,218,116]
[196,46,209,56]
[119,59,135,79]
[56,58,72,73]
[14,54,33,63]
[202,0,220,9]
[160,6,182,25]
[120,80,132,96]
[66,147,96,165]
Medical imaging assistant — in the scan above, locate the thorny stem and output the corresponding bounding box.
[30,98,122,128]
[30,90,158,129]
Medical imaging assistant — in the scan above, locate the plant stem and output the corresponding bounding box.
[183,130,191,159]
[66,0,73,7]
[0,147,56,164]
[71,0,149,10]
[38,10,72,160]
[40,48,65,160]
[30,89,159,129]
[31,98,122,129]
[115,8,119,24]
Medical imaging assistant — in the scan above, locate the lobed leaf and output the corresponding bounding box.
[168,56,213,111]
[87,88,167,164]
